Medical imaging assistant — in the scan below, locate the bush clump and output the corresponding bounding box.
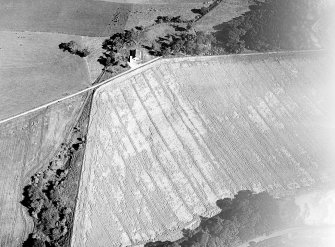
[59,41,90,57]
[152,31,217,57]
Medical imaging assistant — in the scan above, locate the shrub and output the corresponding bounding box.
[58,41,90,57]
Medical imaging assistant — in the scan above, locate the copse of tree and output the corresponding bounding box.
[59,41,90,57]
[155,31,217,57]
[218,0,322,53]
[155,15,188,24]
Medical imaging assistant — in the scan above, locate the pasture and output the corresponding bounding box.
[0,31,91,121]
[72,51,335,246]
[0,92,88,247]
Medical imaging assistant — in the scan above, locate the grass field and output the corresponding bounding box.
[0,31,92,121]
[0,92,88,247]
[72,51,335,246]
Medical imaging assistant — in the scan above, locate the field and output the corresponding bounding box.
[0,92,89,247]
[0,31,92,121]
[72,51,335,246]
[123,3,201,30]
[81,36,107,82]
[194,0,252,32]
[0,0,202,37]
[0,0,212,122]
[0,0,129,37]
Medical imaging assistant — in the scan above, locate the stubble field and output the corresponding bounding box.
[72,51,335,246]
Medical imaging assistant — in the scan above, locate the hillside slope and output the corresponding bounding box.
[72,51,335,246]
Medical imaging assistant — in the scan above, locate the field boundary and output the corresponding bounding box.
[160,49,327,62]
[0,57,161,125]
[0,49,326,125]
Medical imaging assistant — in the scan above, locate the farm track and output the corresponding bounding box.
[72,51,335,246]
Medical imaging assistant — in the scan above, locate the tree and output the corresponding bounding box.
[220,0,322,53]
[58,40,90,57]
[22,237,46,247]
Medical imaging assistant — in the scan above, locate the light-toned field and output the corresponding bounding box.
[0,92,89,247]
[0,31,93,121]
[72,51,335,246]
[195,0,252,32]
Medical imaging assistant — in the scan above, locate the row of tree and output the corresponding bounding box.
[145,190,300,247]
[21,137,85,247]
[151,31,217,57]
[59,41,90,57]
[94,0,324,78]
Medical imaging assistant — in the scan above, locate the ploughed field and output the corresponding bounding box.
[72,51,335,246]
[0,93,89,246]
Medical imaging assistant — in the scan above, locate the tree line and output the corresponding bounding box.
[145,190,300,247]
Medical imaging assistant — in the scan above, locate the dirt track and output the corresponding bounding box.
[72,51,335,246]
